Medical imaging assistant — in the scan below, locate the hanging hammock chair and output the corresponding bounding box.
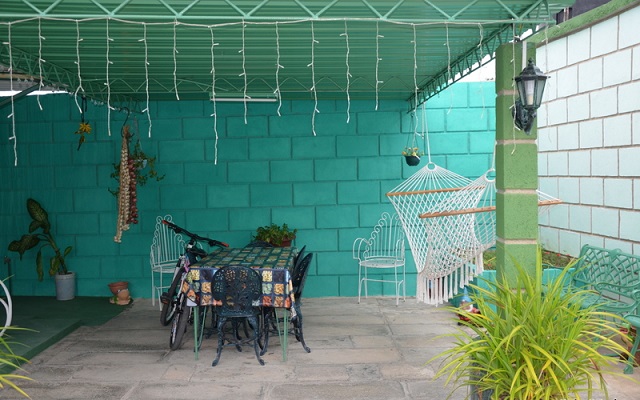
[387,105,473,303]
[387,106,562,305]
[391,165,561,305]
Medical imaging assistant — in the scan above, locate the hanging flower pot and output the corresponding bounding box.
[404,155,421,166]
[402,147,424,167]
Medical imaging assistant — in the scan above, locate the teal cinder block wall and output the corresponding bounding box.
[0,82,495,298]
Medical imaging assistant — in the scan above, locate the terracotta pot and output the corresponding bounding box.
[108,281,129,295]
[117,289,130,302]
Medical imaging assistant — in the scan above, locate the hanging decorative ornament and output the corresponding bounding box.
[114,122,132,243]
[74,96,91,150]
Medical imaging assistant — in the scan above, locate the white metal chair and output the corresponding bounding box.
[353,212,406,305]
[150,215,185,309]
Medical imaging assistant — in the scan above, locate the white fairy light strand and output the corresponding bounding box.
[106,17,114,136]
[412,23,418,125]
[140,22,152,137]
[511,25,518,154]
[6,23,17,165]
[73,20,85,115]
[275,22,283,117]
[210,27,219,165]
[240,20,248,124]
[36,18,44,111]
[478,23,485,119]
[173,19,180,100]
[341,20,351,123]
[375,21,383,111]
[309,21,318,136]
[445,23,453,115]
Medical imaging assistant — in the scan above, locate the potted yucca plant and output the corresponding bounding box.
[430,250,634,399]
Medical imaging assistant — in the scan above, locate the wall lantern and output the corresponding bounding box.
[512,58,549,134]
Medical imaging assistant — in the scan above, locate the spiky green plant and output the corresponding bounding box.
[430,250,634,400]
[0,327,32,398]
[7,199,72,280]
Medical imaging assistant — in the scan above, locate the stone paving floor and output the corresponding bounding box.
[3,297,640,399]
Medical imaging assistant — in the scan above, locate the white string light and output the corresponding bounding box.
[73,20,85,115]
[412,23,418,118]
[375,21,383,111]
[338,20,352,123]
[445,23,453,115]
[210,27,219,165]
[275,22,283,117]
[173,19,180,100]
[140,22,152,137]
[309,21,319,136]
[37,18,45,111]
[341,19,351,123]
[6,23,17,165]
[478,23,485,119]
[106,17,114,136]
[511,24,518,154]
[240,20,248,124]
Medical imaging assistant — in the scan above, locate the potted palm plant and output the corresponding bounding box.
[430,250,633,399]
[7,198,75,300]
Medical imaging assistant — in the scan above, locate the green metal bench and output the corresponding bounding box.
[568,244,640,374]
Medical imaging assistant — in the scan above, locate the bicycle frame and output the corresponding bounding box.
[159,219,227,350]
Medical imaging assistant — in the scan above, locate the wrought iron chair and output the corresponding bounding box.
[353,212,406,305]
[261,251,313,354]
[211,266,264,366]
[150,215,185,309]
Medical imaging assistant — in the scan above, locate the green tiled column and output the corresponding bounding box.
[495,42,539,283]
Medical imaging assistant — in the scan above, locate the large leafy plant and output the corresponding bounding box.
[430,250,633,399]
[7,199,72,280]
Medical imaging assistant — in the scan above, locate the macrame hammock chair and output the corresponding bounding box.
[388,108,561,305]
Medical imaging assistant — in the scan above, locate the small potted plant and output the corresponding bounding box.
[253,223,297,247]
[401,146,424,166]
[7,198,75,300]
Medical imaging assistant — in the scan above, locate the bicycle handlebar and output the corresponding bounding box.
[162,219,229,248]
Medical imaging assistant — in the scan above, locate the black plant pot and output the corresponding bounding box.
[404,155,421,166]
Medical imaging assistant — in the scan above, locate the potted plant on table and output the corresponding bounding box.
[7,198,75,300]
[253,223,297,247]
[430,251,632,400]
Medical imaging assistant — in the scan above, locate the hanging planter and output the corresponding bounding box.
[402,147,424,166]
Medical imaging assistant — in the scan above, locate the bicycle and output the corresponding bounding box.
[159,219,227,350]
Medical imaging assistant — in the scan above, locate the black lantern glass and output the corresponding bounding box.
[512,58,548,134]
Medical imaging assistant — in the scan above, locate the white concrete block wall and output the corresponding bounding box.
[537,4,640,256]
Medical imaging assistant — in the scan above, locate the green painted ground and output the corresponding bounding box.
[1,296,131,372]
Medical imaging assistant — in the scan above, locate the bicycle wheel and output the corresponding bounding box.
[160,271,181,326]
[169,294,190,350]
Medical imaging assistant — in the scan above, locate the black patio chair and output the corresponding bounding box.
[211,266,264,366]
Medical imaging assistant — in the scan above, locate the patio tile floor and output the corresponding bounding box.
[3,297,639,399]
